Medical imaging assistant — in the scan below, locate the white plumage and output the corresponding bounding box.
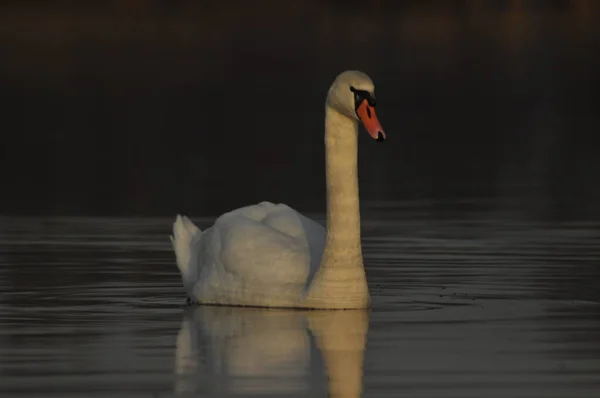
[172,202,325,308]
[171,70,386,309]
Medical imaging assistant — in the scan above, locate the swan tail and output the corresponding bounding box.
[171,215,202,294]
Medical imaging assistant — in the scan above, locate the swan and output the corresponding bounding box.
[171,70,386,309]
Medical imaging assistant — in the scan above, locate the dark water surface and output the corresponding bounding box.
[0,211,598,397]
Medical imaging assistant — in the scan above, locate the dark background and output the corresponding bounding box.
[1,0,599,220]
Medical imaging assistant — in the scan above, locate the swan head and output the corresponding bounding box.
[326,70,386,142]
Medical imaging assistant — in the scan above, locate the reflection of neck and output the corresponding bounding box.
[306,105,369,309]
[308,310,369,398]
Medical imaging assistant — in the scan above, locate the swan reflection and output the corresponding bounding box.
[174,306,368,397]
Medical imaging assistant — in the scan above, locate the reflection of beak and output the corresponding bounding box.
[356,100,386,142]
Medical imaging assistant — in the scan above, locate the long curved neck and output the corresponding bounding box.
[324,107,361,251]
[305,105,369,309]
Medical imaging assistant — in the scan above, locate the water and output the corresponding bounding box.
[0,212,599,397]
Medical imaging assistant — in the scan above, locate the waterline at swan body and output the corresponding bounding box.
[171,70,386,309]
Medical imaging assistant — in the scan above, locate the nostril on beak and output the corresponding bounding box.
[376,131,385,142]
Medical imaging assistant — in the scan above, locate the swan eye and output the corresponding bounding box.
[349,86,376,110]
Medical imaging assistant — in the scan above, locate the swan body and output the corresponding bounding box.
[171,70,386,309]
[172,202,326,308]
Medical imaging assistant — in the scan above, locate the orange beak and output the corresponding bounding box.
[356,99,386,142]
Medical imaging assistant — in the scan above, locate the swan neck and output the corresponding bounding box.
[324,107,361,249]
[304,105,369,309]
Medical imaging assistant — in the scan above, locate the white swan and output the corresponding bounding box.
[171,70,386,309]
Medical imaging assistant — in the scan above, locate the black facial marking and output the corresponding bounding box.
[349,86,376,111]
